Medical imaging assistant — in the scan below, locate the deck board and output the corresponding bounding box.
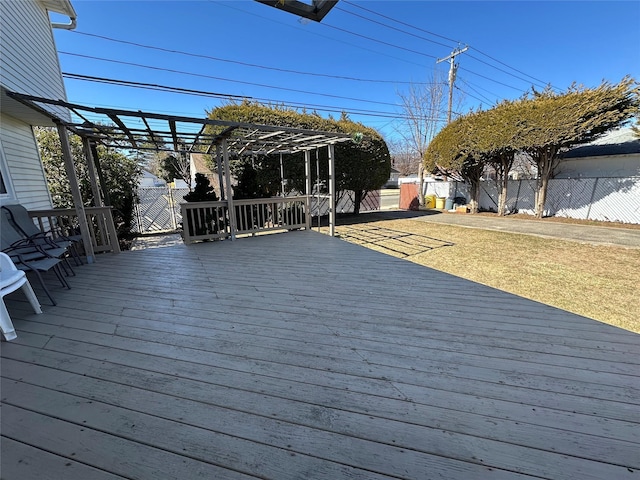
[2,230,639,479]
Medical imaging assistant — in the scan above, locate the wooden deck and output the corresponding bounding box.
[1,230,639,479]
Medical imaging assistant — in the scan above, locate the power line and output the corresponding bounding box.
[59,51,403,108]
[213,0,427,68]
[320,22,438,60]
[342,1,461,45]
[456,77,499,105]
[68,31,428,85]
[470,48,557,90]
[340,1,553,91]
[335,5,454,50]
[62,72,451,122]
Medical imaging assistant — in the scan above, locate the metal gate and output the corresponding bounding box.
[135,187,189,233]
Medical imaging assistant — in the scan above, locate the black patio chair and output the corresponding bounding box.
[1,212,74,304]
[1,204,83,265]
[1,218,71,306]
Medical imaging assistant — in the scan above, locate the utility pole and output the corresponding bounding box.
[437,45,468,124]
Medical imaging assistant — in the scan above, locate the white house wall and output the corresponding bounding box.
[0,0,71,121]
[555,155,640,179]
[0,113,53,209]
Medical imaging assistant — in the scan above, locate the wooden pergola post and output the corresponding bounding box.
[82,136,103,207]
[56,123,96,263]
[328,144,336,237]
[216,144,225,200]
[304,150,312,230]
[222,139,237,240]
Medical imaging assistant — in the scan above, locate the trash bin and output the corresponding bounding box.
[424,195,436,208]
[435,197,446,209]
[445,197,454,210]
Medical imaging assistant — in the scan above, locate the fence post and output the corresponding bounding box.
[168,187,177,230]
[585,178,599,221]
[514,180,522,212]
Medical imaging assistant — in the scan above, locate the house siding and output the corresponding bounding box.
[555,154,640,179]
[0,0,70,121]
[0,112,53,209]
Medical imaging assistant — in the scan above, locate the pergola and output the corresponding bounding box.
[5,90,352,261]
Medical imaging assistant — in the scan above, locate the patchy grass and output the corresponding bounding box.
[328,218,640,333]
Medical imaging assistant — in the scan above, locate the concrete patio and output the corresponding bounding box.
[1,230,639,479]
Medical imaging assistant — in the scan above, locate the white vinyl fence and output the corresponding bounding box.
[417,176,640,224]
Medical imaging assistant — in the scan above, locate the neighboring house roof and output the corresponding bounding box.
[191,154,215,177]
[139,170,165,185]
[190,153,225,193]
[563,128,640,159]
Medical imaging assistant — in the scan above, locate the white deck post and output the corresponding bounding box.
[56,123,96,263]
[216,144,225,200]
[328,144,336,237]
[304,150,312,230]
[222,139,237,241]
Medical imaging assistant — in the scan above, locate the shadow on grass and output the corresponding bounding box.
[312,209,445,228]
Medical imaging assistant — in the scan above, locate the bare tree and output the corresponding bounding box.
[160,150,191,189]
[396,74,447,205]
[387,137,421,176]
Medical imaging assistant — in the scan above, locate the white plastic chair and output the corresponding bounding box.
[1,252,42,341]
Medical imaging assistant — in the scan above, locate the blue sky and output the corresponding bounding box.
[53,1,640,142]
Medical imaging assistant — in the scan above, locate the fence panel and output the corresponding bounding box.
[479,182,499,210]
[136,187,190,233]
[426,176,639,224]
[513,180,537,215]
[546,178,596,219]
[135,187,173,233]
[423,182,453,198]
[172,187,190,229]
[588,177,640,223]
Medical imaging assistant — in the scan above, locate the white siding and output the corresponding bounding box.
[0,112,53,209]
[0,0,70,121]
[555,155,640,179]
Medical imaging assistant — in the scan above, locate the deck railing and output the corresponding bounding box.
[29,206,121,254]
[180,196,309,244]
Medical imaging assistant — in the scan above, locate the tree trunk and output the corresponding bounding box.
[469,179,480,214]
[417,163,425,206]
[535,175,548,218]
[534,148,556,219]
[353,189,363,214]
[497,173,509,216]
